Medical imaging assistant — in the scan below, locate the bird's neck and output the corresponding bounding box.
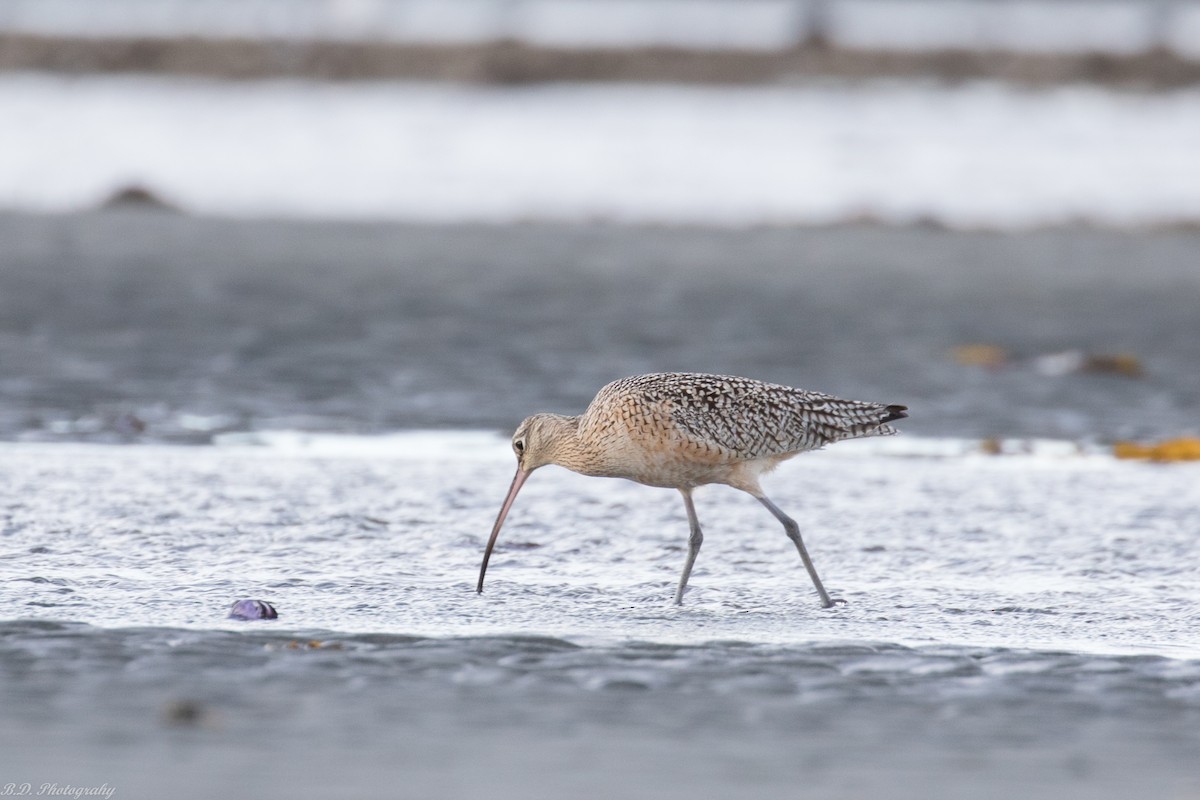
[540,414,606,476]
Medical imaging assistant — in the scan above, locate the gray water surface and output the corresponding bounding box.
[3,211,1199,442]
[5,620,1199,800]
[5,211,1200,798]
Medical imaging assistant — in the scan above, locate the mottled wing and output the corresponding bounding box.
[616,373,903,459]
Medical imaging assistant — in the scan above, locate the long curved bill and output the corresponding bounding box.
[477,468,530,594]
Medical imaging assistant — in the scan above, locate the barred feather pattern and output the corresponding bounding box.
[493,372,906,605]
[590,373,904,461]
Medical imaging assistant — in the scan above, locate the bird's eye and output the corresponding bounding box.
[514,439,525,454]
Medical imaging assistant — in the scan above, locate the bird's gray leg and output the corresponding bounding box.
[755,495,837,608]
[675,488,704,606]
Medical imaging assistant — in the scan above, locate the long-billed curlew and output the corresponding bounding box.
[477,373,907,607]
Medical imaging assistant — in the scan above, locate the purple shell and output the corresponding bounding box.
[228,599,278,620]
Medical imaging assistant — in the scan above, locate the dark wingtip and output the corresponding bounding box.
[884,404,908,423]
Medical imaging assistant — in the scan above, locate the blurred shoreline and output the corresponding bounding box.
[6,75,1199,229]
[3,34,1200,86]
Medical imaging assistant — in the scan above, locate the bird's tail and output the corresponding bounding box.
[873,404,908,436]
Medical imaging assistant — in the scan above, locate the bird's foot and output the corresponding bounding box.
[821,597,847,609]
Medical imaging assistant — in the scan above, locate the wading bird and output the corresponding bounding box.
[477,373,906,607]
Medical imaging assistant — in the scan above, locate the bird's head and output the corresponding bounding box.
[509,412,576,473]
[477,413,579,594]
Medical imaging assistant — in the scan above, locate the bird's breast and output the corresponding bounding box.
[576,405,745,489]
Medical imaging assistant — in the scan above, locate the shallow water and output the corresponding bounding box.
[5,622,1200,800]
[4,212,1200,443]
[4,211,1200,796]
[5,435,1200,654]
[2,436,1199,797]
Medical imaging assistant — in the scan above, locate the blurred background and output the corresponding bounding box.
[1,0,1198,443]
